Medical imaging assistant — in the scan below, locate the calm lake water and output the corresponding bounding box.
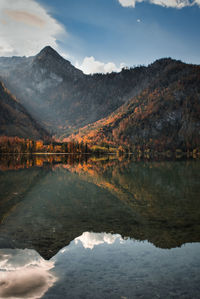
[0,154,200,299]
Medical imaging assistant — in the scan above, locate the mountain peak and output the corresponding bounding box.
[150,57,183,69]
[36,46,62,60]
[33,45,84,79]
[40,45,57,54]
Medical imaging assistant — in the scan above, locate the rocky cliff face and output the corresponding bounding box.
[0,81,49,140]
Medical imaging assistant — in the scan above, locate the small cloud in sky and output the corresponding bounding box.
[137,18,141,22]
[0,0,66,57]
[75,56,125,74]
[118,0,143,7]
[118,0,200,8]
[4,10,45,28]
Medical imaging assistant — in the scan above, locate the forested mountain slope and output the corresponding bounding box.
[70,62,200,150]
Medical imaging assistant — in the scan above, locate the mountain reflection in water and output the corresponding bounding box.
[0,232,200,299]
[0,154,200,298]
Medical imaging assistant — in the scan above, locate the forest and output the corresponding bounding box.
[0,136,89,154]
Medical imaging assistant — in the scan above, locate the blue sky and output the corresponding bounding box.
[0,0,200,73]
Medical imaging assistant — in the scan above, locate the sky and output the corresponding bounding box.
[0,0,200,74]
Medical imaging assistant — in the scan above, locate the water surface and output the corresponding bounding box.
[0,155,200,298]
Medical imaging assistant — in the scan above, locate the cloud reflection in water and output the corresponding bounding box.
[0,249,56,299]
[74,232,123,249]
[0,232,121,298]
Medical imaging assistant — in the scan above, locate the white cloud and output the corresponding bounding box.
[118,0,143,7]
[74,232,123,249]
[0,0,66,57]
[118,0,200,8]
[150,0,196,8]
[75,56,125,74]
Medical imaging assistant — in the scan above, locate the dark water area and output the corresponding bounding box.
[0,154,200,298]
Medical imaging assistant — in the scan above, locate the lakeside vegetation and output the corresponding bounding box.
[0,136,89,154]
[0,136,200,161]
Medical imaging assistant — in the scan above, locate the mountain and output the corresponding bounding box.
[0,47,181,138]
[0,81,49,140]
[70,60,200,151]
[0,46,199,149]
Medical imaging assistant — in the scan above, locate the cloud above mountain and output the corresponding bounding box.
[118,0,200,8]
[75,56,125,74]
[0,0,66,56]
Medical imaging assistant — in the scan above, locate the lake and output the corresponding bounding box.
[0,154,200,298]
